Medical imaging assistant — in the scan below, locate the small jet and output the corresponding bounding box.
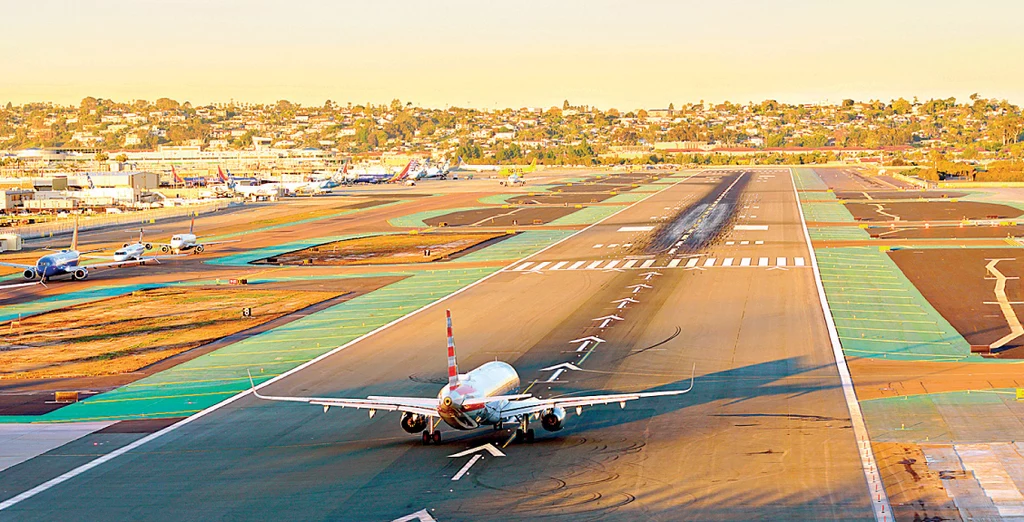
[85,228,182,265]
[157,218,239,254]
[250,310,695,444]
[499,159,536,186]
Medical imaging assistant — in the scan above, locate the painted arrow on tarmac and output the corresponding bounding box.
[540,362,582,372]
[449,443,506,458]
[570,335,606,344]
[612,298,639,304]
[593,315,624,321]
[392,509,437,522]
[639,272,662,278]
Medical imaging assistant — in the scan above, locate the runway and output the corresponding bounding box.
[0,170,874,520]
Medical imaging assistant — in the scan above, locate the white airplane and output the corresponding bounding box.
[157,218,239,254]
[250,309,695,444]
[86,228,182,265]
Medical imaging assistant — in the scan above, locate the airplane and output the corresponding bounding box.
[385,161,414,184]
[0,218,162,284]
[249,309,695,444]
[410,159,452,181]
[157,217,239,254]
[84,228,183,265]
[171,166,206,187]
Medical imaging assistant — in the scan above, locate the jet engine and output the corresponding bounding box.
[23,268,36,280]
[71,268,88,280]
[541,406,566,432]
[400,412,428,434]
[145,243,153,250]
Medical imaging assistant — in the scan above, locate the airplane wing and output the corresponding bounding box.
[499,364,696,419]
[248,372,439,416]
[0,280,44,291]
[0,261,34,270]
[82,255,186,269]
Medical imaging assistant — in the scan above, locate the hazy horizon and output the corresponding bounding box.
[3,0,1023,108]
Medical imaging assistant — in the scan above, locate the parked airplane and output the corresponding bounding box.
[250,310,695,444]
[157,218,239,254]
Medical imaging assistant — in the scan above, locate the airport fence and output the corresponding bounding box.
[7,201,232,241]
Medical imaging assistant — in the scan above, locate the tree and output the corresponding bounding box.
[155,98,179,111]
[563,100,570,110]
[115,153,128,163]
[668,103,675,111]
[95,151,109,162]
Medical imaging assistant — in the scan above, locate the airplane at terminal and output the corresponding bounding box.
[157,218,238,254]
[251,310,695,444]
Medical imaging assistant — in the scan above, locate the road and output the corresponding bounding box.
[1,170,874,520]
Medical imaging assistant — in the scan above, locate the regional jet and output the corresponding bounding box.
[156,218,239,254]
[250,310,695,444]
[85,228,183,266]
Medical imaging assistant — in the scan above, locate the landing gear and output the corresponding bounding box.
[421,417,441,445]
[433,431,441,444]
[515,416,536,443]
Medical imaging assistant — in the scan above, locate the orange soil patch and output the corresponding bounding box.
[848,358,1024,400]
[263,232,509,266]
[0,286,340,380]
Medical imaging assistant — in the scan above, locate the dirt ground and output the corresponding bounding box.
[889,248,1024,352]
[509,193,613,204]
[849,357,1024,399]
[550,183,629,193]
[847,201,1024,222]
[424,206,578,227]
[836,190,968,200]
[868,223,1024,239]
[0,286,341,380]
[873,442,962,522]
[259,232,509,265]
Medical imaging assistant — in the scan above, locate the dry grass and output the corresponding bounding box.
[268,232,507,266]
[0,287,338,380]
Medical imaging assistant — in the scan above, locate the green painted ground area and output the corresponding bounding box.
[800,190,837,202]
[477,194,517,205]
[652,178,678,184]
[457,229,574,263]
[629,184,663,192]
[548,205,626,226]
[604,193,647,203]
[861,390,1024,443]
[204,200,407,242]
[808,226,871,241]
[0,268,503,424]
[801,201,857,222]
[816,247,977,362]
[204,233,387,267]
[520,184,557,192]
[387,207,486,228]
[792,167,830,191]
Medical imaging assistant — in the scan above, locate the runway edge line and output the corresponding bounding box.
[0,174,689,512]
[790,167,893,521]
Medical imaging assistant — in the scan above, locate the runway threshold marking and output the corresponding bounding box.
[0,173,693,514]
[789,167,892,520]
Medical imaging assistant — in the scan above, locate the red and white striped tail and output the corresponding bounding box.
[446,309,459,391]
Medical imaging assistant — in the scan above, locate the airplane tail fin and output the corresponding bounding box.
[172,166,183,184]
[71,216,79,251]
[389,161,412,183]
[446,309,459,391]
[218,166,228,182]
[189,216,195,235]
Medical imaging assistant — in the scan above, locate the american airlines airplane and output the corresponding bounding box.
[251,310,695,444]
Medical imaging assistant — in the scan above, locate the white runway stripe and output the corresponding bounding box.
[550,261,568,270]
[777,257,786,267]
[723,257,734,267]
[740,257,751,266]
[685,258,699,268]
[511,262,533,271]
[703,258,716,267]
[623,260,638,269]
[604,260,620,270]
[640,259,655,268]
[568,261,586,270]
[795,257,805,267]
[585,261,602,269]
[532,261,551,271]
[667,259,681,268]
[758,257,769,267]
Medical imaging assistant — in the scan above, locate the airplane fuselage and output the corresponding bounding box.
[26,250,83,280]
[436,361,520,430]
[113,243,145,262]
[169,233,198,251]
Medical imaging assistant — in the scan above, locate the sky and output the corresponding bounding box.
[2,0,1023,109]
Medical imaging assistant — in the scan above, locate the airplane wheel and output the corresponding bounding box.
[526,429,535,443]
[422,431,431,445]
[515,429,524,441]
[432,431,441,444]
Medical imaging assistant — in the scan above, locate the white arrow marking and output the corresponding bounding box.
[540,362,582,372]
[449,443,506,458]
[570,336,606,344]
[627,284,652,290]
[547,368,565,382]
[612,297,639,304]
[617,301,629,309]
[593,315,624,321]
[452,455,483,481]
[392,509,437,522]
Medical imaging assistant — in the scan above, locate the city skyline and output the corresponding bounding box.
[3,0,1023,108]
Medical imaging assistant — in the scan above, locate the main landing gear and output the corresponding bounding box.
[515,416,535,443]
[422,428,441,445]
